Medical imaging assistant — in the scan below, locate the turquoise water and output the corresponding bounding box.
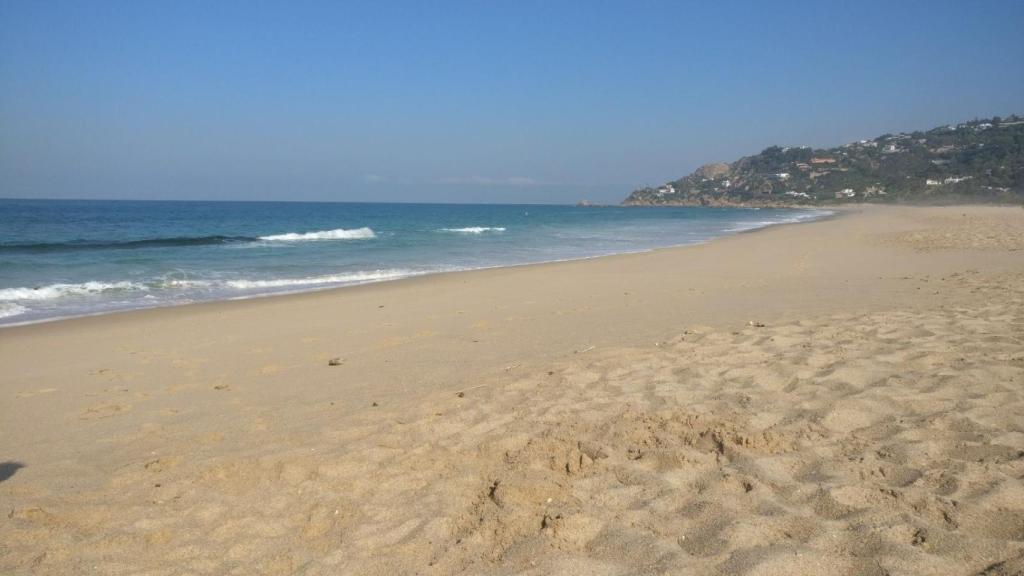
[0,199,830,325]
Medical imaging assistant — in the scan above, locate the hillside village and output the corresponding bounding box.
[623,116,1024,206]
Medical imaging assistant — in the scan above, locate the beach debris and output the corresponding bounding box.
[504,363,521,371]
[456,391,465,398]
[213,384,230,391]
[328,357,343,366]
[371,402,378,407]
[748,321,766,328]
[575,345,596,354]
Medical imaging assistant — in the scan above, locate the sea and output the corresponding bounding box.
[0,199,831,326]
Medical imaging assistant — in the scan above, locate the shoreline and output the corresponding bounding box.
[3,204,1023,575]
[0,206,836,330]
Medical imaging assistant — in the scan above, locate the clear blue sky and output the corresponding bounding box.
[2,1,1022,203]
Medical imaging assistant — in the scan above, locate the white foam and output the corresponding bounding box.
[725,210,833,233]
[224,269,420,290]
[259,227,376,241]
[0,303,28,319]
[438,227,506,234]
[0,281,148,301]
[725,220,777,232]
[0,270,429,306]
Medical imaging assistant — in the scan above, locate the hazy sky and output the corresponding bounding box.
[2,1,1023,204]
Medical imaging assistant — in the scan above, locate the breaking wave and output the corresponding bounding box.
[0,227,378,253]
[259,227,376,241]
[0,303,29,319]
[0,270,421,305]
[0,281,148,301]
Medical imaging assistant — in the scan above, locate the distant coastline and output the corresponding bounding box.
[624,115,1024,207]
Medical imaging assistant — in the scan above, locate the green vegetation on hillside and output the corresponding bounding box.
[624,116,1024,206]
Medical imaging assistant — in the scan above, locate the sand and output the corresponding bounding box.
[1,205,1023,575]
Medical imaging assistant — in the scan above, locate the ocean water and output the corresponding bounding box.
[0,199,830,326]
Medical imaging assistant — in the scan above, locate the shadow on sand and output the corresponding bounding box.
[0,461,26,483]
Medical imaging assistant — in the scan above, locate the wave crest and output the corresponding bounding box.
[259,227,376,241]
[0,228,380,252]
[0,281,147,301]
[0,235,255,253]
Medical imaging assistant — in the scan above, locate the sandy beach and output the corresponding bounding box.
[2,204,1023,575]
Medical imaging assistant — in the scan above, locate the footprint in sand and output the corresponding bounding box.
[89,368,142,383]
[79,403,131,420]
[144,457,179,473]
